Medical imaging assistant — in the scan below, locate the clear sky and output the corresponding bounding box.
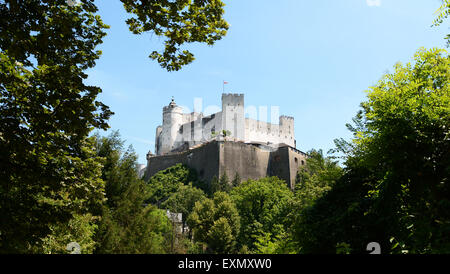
[86,0,448,165]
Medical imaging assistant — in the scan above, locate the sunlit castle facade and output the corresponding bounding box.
[154,93,296,155]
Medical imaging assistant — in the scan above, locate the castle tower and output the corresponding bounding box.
[160,98,183,154]
[221,93,245,141]
[279,115,295,148]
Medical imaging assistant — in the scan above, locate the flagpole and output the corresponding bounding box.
[222,80,224,93]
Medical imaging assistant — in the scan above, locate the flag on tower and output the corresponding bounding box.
[223,80,229,93]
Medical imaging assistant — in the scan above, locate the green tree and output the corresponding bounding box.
[294,48,450,254]
[146,163,201,205]
[161,183,207,233]
[433,0,450,47]
[292,171,372,254]
[207,217,235,253]
[0,0,110,253]
[353,48,450,253]
[230,177,295,251]
[93,132,173,253]
[219,172,232,192]
[187,191,240,253]
[209,175,220,195]
[94,131,138,209]
[231,172,241,188]
[32,213,99,254]
[97,182,172,254]
[253,231,295,254]
[294,149,343,210]
[289,149,343,254]
[120,0,229,71]
[210,172,232,194]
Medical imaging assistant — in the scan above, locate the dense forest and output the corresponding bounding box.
[0,0,449,254]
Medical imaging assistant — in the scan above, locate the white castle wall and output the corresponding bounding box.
[245,118,281,145]
[155,94,296,155]
[244,116,295,147]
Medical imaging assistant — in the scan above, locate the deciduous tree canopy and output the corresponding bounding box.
[120,0,229,71]
[0,0,111,252]
[293,48,450,254]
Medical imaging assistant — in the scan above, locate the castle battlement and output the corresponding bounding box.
[280,115,294,120]
[222,93,244,97]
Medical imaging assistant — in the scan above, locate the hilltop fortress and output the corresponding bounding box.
[145,93,307,189]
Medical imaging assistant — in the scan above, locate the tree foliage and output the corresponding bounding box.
[230,177,295,251]
[120,0,229,71]
[97,182,172,254]
[433,0,450,47]
[354,48,450,253]
[210,172,231,194]
[292,170,373,253]
[93,132,173,254]
[94,131,139,209]
[231,172,241,188]
[294,48,450,254]
[0,0,111,252]
[161,182,207,229]
[187,191,240,253]
[146,163,202,205]
[33,213,99,254]
[253,231,294,254]
[294,149,343,210]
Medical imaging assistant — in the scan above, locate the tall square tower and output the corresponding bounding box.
[221,93,245,141]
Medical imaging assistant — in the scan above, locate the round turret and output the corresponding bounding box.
[160,97,184,154]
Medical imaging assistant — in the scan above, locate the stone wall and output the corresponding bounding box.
[219,141,271,183]
[146,141,220,184]
[146,140,308,189]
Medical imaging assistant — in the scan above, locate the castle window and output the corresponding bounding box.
[294,157,298,164]
[301,160,305,166]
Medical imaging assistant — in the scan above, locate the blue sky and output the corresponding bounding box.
[86,0,448,165]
